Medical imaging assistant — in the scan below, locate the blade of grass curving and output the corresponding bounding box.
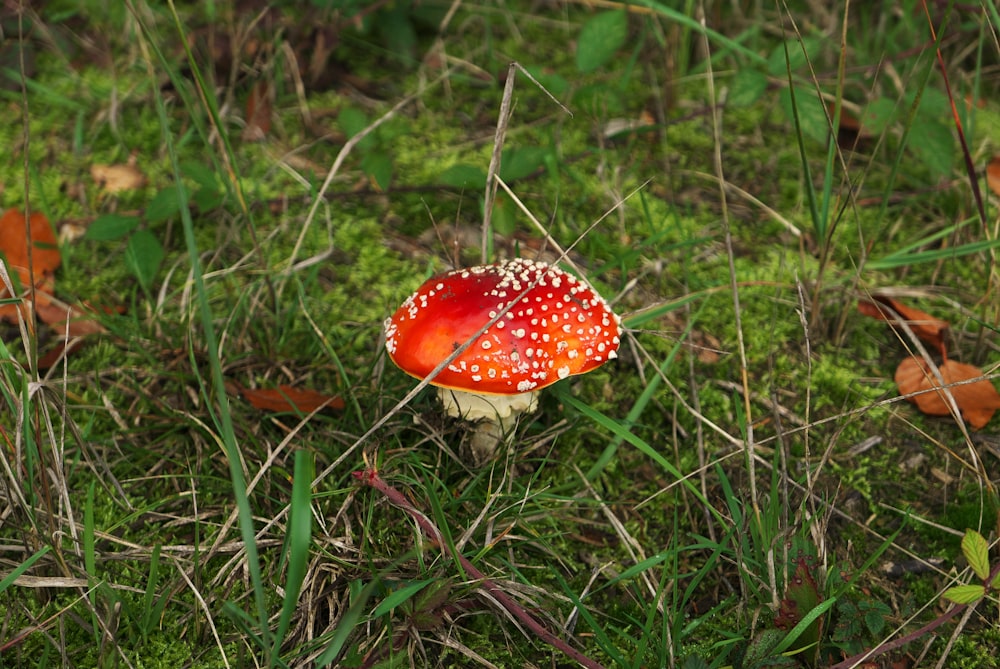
[421,472,463,579]
[634,0,767,67]
[548,568,626,668]
[771,597,837,657]
[584,301,707,481]
[129,1,270,651]
[565,393,726,526]
[372,578,437,618]
[0,546,50,594]
[869,232,1000,269]
[83,480,99,645]
[139,544,168,641]
[355,468,607,669]
[315,579,381,667]
[271,450,314,666]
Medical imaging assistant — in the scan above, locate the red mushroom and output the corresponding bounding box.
[384,257,622,462]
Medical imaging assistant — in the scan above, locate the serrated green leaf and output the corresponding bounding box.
[728,69,768,108]
[942,584,985,605]
[339,107,377,152]
[438,163,486,189]
[181,161,219,190]
[861,97,898,135]
[376,4,417,60]
[767,36,823,76]
[146,185,187,224]
[907,117,954,179]
[576,10,627,73]
[780,84,829,144]
[961,530,991,581]
[125,230,164,293]
[84,214,140,241]
[361,151,393,190]
[339,107,369,138]
[522,65,569,97]
[499,146,550,182]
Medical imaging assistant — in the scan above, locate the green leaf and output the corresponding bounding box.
[84,214,140,241]
[339,107,377,152]
[907,116,954,179]
[576,10,628,73]
[361,151,393,190]
[376,4,417,60]
[860,97,898,135]
[728,69,768,108]
[438,163,487,189]
[961,530,991,581]
[780,84,829,144]
[767,36,823,76]
[181,161,219,190]
[146,185,187,224]
[125,230,164,293]
[943,584,985,605]
[339,107,369,138]
[523,65,569,97]
[499,146,550,182]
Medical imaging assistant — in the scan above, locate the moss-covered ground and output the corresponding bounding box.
[1,2,999,668]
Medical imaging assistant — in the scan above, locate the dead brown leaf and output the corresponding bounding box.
[91,160,146,194]
[858,296,949,358]
[986,155,1000,199]
[0,208,61,322]
[236,383,345,414]
[34,299,112,369]
[895,356,1000,429]
[242,80,272,142]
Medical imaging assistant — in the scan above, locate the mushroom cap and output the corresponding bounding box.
[384,258,622,396]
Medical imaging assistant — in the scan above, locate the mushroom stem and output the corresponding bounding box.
[438,388,538,465]
[466,415,510,466]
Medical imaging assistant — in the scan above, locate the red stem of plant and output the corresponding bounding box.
[353,468,606,669]
[920,0,987,228]
[831,559,1000,668]
[829,601,965,669]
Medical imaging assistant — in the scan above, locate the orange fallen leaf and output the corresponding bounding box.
[828,100,871,151]
[237,383,345,414]
[859,296,949,358]
[895,356,1000,429]
[987,156,1000,199]
[0,209,61,322]
[242,80,272,142]
[34,300,108,338]
[34,300,113,369]
[91,161,146,194]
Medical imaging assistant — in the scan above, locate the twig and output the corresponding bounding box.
[353,468,606,669]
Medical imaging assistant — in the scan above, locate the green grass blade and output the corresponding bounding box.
[0,546,50,594]
[271,450,315,665]
[372,578,437,618]
[316,579,381,667]
[131,0,270,650]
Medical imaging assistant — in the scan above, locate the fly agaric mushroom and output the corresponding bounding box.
[384,257,622,463]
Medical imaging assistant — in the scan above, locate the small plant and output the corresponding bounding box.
[734,549,892,668]
[942,529,1000,606]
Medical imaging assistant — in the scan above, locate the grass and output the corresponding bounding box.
[1,0,999,667]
